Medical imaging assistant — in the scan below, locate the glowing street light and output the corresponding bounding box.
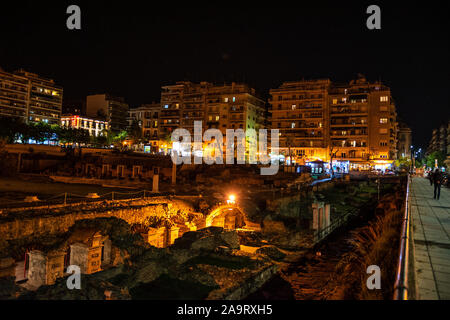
[227,194,236,204]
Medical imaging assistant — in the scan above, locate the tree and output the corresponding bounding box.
[425,151,446,168]
[285,135,295,166]
[112,130,128,149]
[29,122,52,144]
[329,146,339,177]
[414,157,424,168]
[394,156,411,170]
[0,117,25,143]
[128,119,143,144]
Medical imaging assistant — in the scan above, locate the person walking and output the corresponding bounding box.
[433,169,443,200]
[428,170,433,186]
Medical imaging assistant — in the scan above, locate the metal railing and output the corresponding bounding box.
[314,209,354,243]
[393,174,411,300]
[0,189,175,211]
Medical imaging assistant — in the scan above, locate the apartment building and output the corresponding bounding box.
[329,76,398,171]
[397,122,412,159]
[62,98,86,116]
[0,67,63,124]
[269,79,330,164]
[160,81,265,140]
[427,122,449,156]
[427,120,450,169]
[61,115,109,136]
[86,94,129,133]
[128,102,160,149]
[269,75,398,171]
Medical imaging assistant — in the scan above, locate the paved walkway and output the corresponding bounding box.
[410,177,450,299]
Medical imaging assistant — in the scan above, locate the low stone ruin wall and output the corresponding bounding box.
[0,197,197,241]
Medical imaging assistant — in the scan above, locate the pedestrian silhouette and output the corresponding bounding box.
[432,169,443,200]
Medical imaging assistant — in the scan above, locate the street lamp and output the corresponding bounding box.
[227,194,236,205]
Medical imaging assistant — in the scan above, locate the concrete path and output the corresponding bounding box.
[410,177,450,299]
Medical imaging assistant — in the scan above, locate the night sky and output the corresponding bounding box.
[0,1,448,149]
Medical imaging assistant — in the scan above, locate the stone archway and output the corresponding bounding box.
[206,204,247,230]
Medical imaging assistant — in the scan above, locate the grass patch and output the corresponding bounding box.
[333,203,403,299]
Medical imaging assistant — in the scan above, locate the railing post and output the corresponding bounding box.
[64,192,67,205]
[112,192,114,201]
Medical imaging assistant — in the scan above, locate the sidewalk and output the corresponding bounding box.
[410,177,450,299]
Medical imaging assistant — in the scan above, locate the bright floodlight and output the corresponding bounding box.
[227,194,236,204]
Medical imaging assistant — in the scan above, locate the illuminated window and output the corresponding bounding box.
[208,115,212,121]
[232,97,236,102]
[164,104,169,109]
[332,99,337,104]
[292,104,296,110]
[380,96,389,102]
[380,118,388,124]
[224,97,229,102]
[291,122,295,128]
[215,115,220,121]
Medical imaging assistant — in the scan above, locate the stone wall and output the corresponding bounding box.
[0,197,198,241]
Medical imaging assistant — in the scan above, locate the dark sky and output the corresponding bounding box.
[0,1,448,149]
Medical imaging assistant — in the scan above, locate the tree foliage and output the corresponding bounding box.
[425,151,446,168]
[394,156,411,170]
[0,116,115,147]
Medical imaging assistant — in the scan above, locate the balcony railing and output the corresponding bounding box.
[331,109,368,114]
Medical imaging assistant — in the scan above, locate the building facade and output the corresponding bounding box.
[397,122,412,159]
[61,114,109,136]
[329,76,398,171]
[0,67,63,124]
[128,103,160,149]
[269,75,398,171]
[269,79,330,164]
[86,94,129,133]
[160,82,266,151]
[426,121,449,156]
[427,120,450,169]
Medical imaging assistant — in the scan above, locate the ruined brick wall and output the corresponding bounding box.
[0,198,197,241]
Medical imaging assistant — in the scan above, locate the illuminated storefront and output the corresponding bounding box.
[331,160,349,173]
[372,160,394,172]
